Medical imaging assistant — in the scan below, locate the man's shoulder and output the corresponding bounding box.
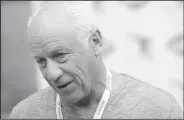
[120,74,176,107]
[111,74,182,118]
[15,86,55,108]
[9,86,55,119]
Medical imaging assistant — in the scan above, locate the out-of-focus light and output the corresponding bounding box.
[119,1,149,10]
[166,33,183,57]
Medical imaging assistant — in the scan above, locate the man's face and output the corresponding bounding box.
[28,10,101,103]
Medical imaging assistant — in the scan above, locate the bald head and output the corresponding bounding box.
[27,2,98,43]
[28,1,116,60]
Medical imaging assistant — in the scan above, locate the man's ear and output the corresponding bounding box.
[90,29,103,58]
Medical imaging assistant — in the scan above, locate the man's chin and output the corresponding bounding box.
[56,82,75,95]
[55,85,91,105]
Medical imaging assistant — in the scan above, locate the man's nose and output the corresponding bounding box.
[46,60,62,81]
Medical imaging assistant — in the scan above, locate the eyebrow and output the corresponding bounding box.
[48,48,65,54]
[46,44,71,56]
[34,56,42,60]
[33,44,69,58]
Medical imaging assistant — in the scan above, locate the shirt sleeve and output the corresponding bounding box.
[8,107,20,119]
[8,101,29,119]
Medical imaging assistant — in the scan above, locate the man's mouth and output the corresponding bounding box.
[58,82,72,89]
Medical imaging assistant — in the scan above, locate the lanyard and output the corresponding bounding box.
[56,66,112,119]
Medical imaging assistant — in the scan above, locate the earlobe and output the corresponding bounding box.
[94,47,103,57]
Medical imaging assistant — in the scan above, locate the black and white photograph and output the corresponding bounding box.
[1,1,183,119]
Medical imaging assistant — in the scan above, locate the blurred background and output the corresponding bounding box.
[1,1,183,118]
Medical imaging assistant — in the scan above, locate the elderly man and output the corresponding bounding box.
[9,2,183,119]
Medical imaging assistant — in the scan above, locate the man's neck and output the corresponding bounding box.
[61,81,106,113]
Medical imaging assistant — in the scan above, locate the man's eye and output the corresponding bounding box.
[54,53,68,63]
[54,53,67,58]
[36,58,47,68]
[37,58,46,63]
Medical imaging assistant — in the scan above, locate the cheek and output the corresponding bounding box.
[72,55,95,91]
[61,55,90,85]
